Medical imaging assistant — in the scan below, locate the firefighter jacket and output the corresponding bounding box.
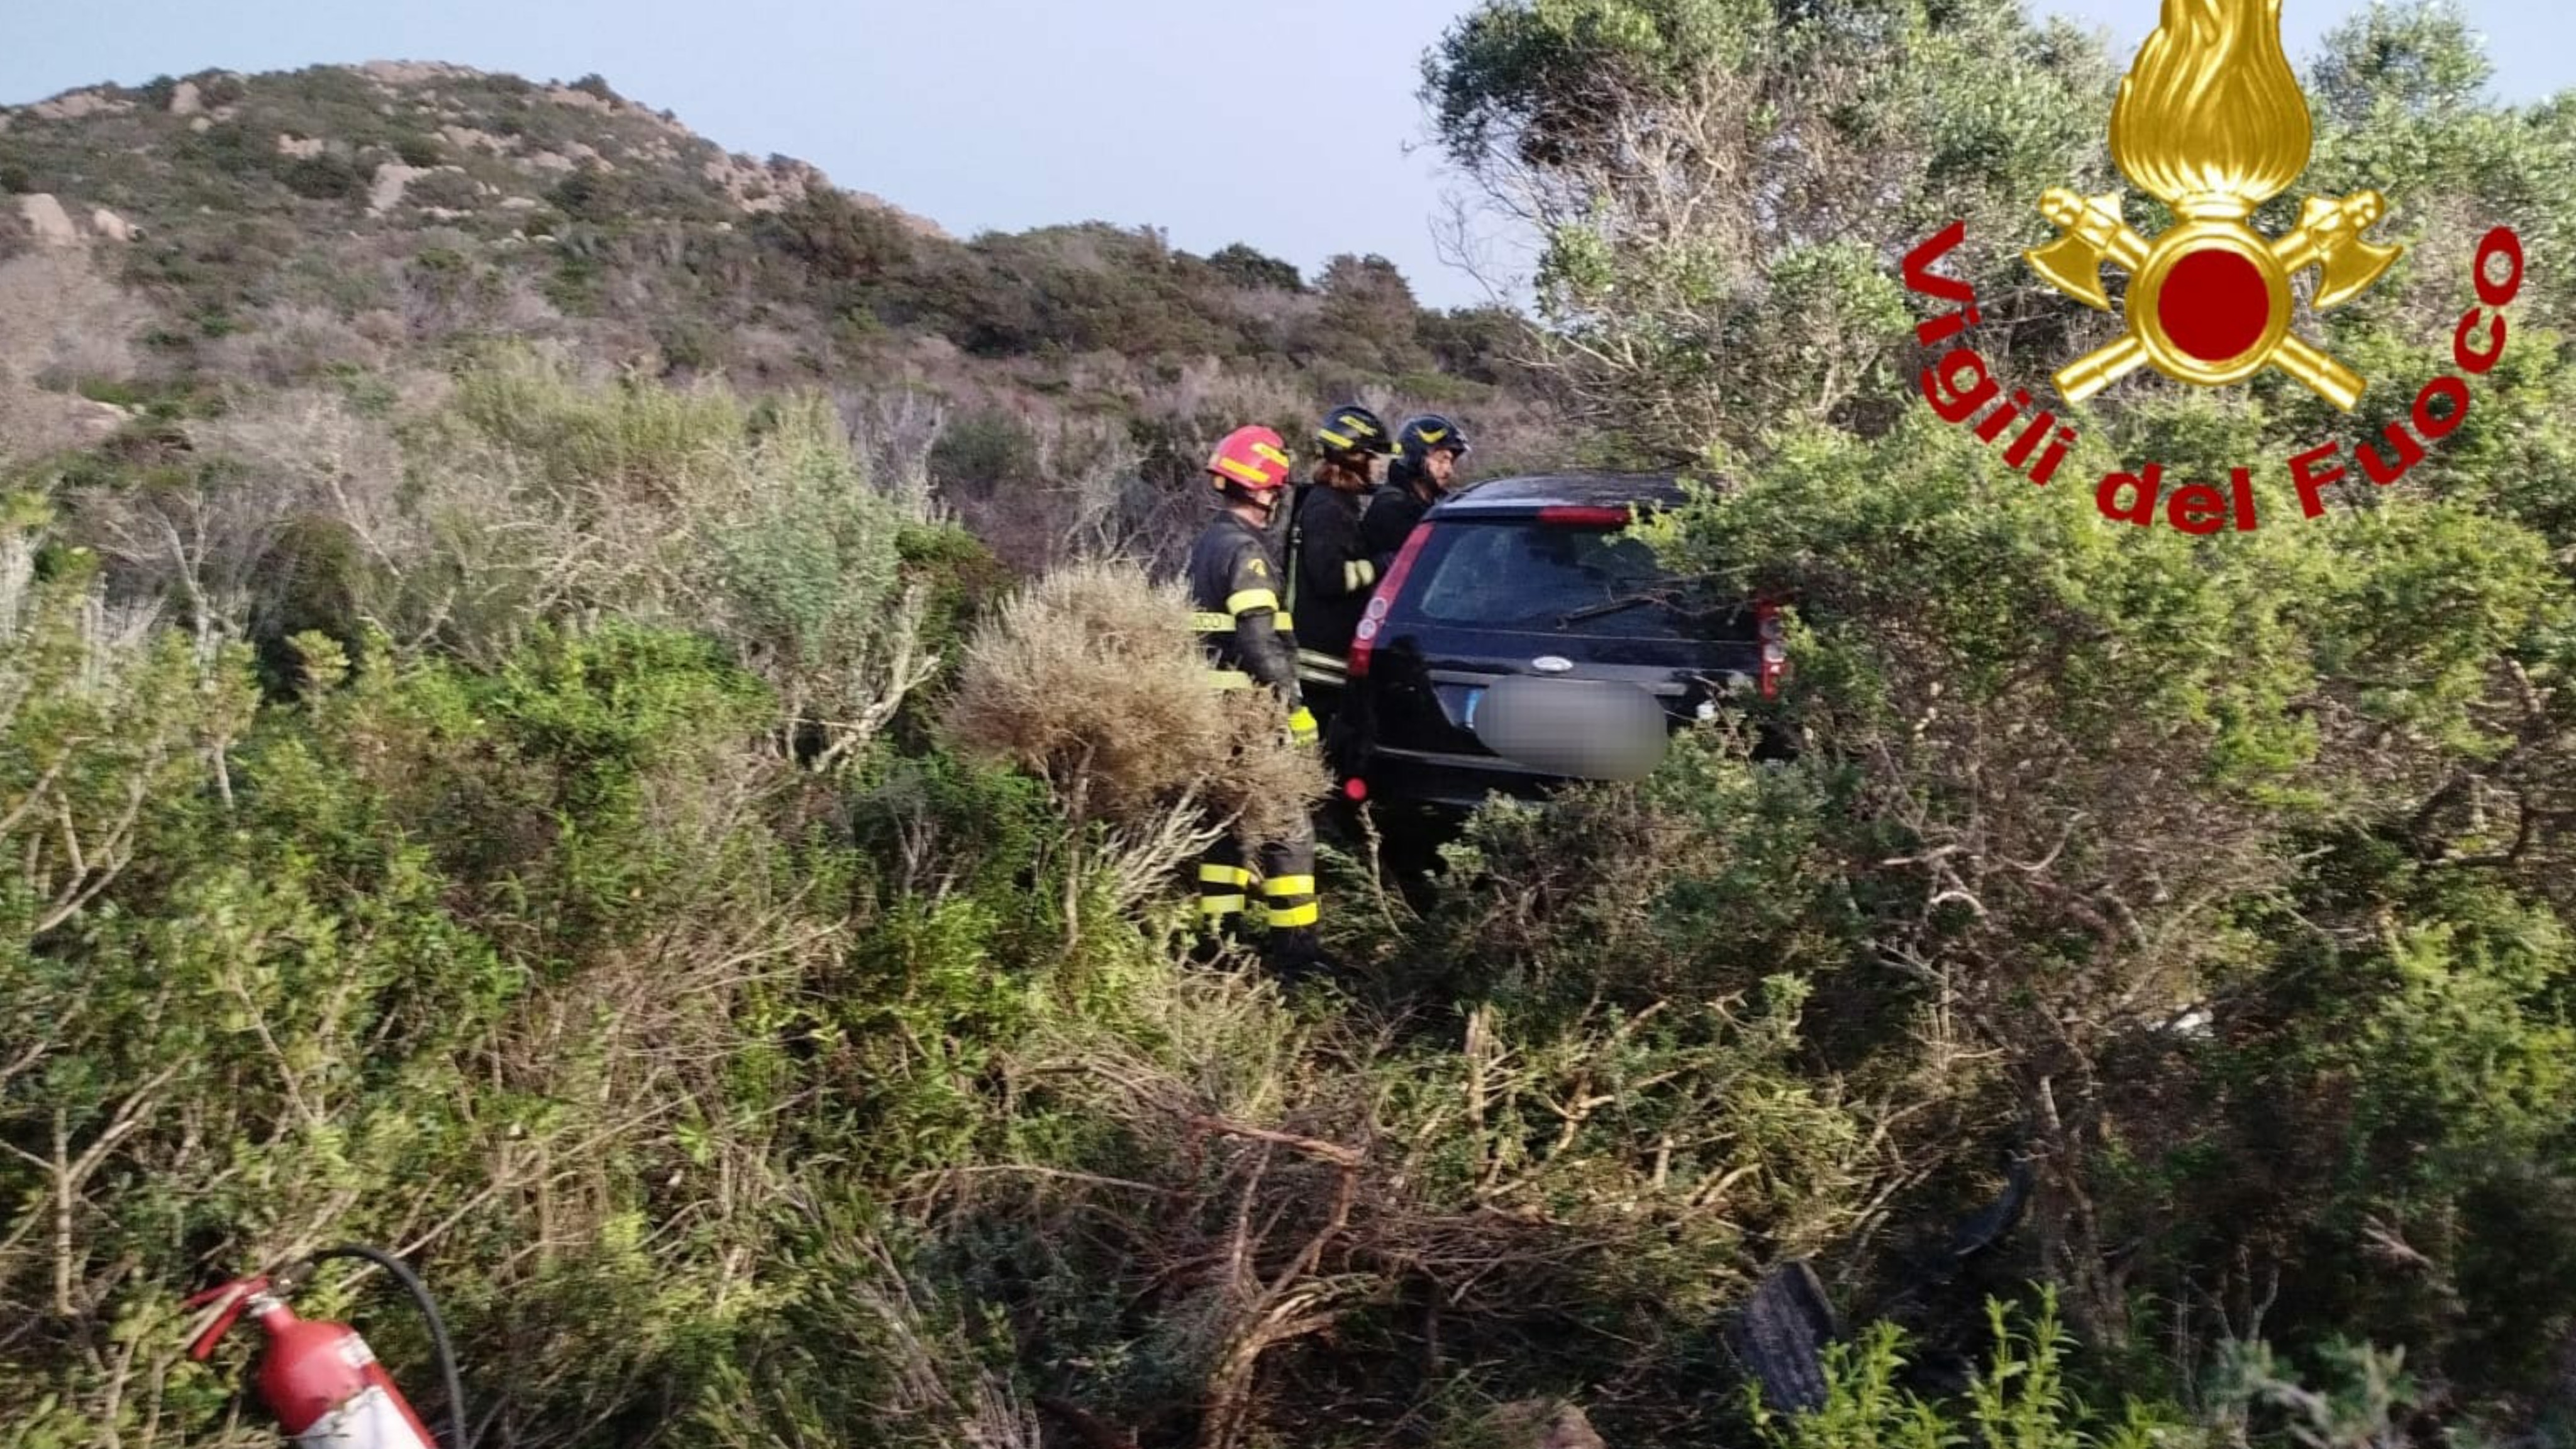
[1187,509,1302,708]
[1284,482,1377,686]
[1360,475,1437,574]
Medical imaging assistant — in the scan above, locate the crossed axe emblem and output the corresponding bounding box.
[2026,186,2402,411]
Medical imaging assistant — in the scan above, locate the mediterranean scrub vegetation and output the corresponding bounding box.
[8,3,2576,1448]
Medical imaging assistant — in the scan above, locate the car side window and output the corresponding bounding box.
[1413,528,1530,621]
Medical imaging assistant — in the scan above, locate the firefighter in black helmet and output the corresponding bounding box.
[1362,414,1472,572]
[1187,424,1335,981]
[1282,403,1393,747]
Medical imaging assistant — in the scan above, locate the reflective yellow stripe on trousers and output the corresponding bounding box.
[1260,872,1318,929]
[1197,862,1250,919]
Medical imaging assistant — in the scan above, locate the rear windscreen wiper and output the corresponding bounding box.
[1557,591,1674,626]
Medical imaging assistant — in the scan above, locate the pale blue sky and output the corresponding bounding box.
[5,1,2569,308]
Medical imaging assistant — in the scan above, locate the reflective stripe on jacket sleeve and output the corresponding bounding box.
[1196,610,1294,633]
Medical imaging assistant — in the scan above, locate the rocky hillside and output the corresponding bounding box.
[1,63,947,238]
[0,62,1553,566]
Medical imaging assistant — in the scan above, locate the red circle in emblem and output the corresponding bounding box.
[2157,249,2273,364]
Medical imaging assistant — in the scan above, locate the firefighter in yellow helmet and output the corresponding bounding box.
[1282,403,1394,749]
[1187,424,1335,981]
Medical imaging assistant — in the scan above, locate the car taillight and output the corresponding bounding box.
[1757,597,1787,699]
[1536,505,1634,528]
[1348,523,1434,680]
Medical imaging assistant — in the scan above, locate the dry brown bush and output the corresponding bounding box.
[53,387,409,645]
[838,386,948,522]
[943,561,1328,914]
[0,251,153,390]
[0,252,159,463]
[202,303,391,386]
[0,380,113,463]
[1032,414,1170,565]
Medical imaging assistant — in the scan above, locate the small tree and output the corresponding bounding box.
[1208,242,1304,293]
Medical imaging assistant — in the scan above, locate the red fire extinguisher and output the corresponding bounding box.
[186,1245,467,1449]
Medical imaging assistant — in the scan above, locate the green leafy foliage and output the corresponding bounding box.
[1413,0,2576,1437]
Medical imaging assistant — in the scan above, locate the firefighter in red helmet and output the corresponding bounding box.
[1187,424,1334,980]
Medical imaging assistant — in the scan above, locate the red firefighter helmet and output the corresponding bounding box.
[1207,425,1295,497]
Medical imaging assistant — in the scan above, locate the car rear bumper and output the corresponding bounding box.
[1350,743,1570,813]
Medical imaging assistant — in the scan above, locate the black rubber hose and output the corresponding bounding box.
[310,1244,470,1449]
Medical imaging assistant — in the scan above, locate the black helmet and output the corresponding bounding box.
[1316,404,1394,460]
[1397,414,1471,468]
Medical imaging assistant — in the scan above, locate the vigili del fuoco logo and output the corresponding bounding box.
[1898,0,2526,533]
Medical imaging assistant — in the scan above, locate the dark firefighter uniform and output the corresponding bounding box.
[1285,480,1378,697]
[1284,404,1396,741]
[1362,414,1473,572]
[1188,428,1322,954]
[1357,477,1428,571]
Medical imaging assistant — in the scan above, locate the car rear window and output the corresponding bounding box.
[1391,517,1753,641]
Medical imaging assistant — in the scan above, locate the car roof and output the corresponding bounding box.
[1425,470,1692,518]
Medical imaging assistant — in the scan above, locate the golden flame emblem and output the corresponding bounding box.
[2025,0,2402,409]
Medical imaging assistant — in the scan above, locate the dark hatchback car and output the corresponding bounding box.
[1331,472,1784,828]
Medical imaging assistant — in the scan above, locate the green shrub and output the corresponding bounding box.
[72,377,148,407]
[1750,1294,2197,1449]
[183,120,272,181]
[543,249,604,313]
[0,562,874,1441]
[248,514,372,694]
[196,72,247,108]
[927,406,1038,494]
[403,168,482,211]
[653,316,723,374]
[1208,241,1304,292]
[891,520,1009,695]
[549,166,631,225]
[392,348,935,770]
[279,153,364,201]
[759,189,914,285]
